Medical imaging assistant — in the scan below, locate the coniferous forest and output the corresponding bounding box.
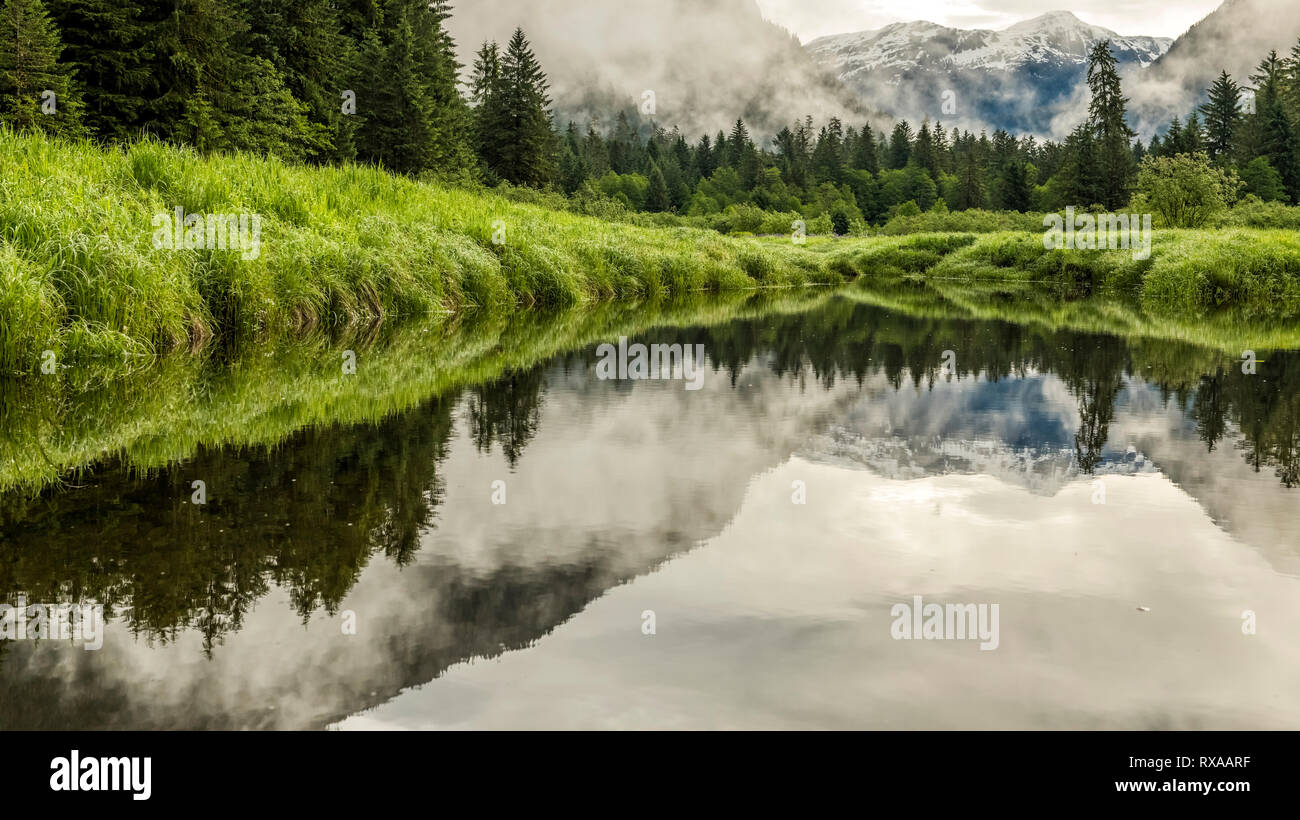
[4,0,1300,237]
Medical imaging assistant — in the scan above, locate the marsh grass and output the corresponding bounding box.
[0,129,841,375]
[4,127,1299,377]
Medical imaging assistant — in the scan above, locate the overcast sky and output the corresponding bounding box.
[754,0,1223,41]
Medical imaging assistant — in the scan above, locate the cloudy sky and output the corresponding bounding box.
[754,0,1223,41]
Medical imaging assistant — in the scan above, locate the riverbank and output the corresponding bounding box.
[0,129,838,375]
[4,129,1300,380]
[781,229,1300,320]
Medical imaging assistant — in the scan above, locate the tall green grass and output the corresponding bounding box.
[4,126,1300,379]
[0,128,842,374]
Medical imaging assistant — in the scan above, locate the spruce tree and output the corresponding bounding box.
[0,0,84,136]
[243,0,359,162]
[854,124,879,174]
[476,27,555,187]
[469,41,499,107]
[887,121,912,170]
[1161,116,1184,157]
[932,122,950,173]
[1249,51,1300,201]
[811,121,843,184]
[726,118,750,168]
[913,120,938,179]
[351,0,474,176]
[1200,70,1243,165]
[46,0,160,140]
[1284,37,1300,126]
[1060,124,1102,207]
[1086,40,1136,209]
[955,148,984,210]
[1182,112,1205,155]
[693,133,714,179]
[999,160,1031,212]
[644,160,670,212]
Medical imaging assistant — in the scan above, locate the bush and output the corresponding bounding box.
[1220,197,1300,229]
[877,208,1043,235]
[1132,153,1242,228]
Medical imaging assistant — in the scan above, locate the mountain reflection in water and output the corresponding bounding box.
[2,291,1298,729]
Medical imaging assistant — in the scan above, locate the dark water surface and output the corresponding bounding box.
[2,290,1298,729]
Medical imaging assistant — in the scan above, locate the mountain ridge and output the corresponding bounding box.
[805,10,1172,137]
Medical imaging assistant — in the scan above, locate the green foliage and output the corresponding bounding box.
[1240,157,1289,202]
[1133,152,1242,228]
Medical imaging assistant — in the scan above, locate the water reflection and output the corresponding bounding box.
[1,290,1298,729]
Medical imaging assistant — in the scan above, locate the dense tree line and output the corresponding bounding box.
[0,0,474,171]
[3,1,1300,226]
[553,37,1300,229]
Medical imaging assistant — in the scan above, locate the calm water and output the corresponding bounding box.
[2,292,1299,729]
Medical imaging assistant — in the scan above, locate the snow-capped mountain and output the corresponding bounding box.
[805,10,1172,137]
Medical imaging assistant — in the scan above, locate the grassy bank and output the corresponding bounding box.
[779,228,1300,320]
[4,129,1300,380]
[0,129,839,375]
